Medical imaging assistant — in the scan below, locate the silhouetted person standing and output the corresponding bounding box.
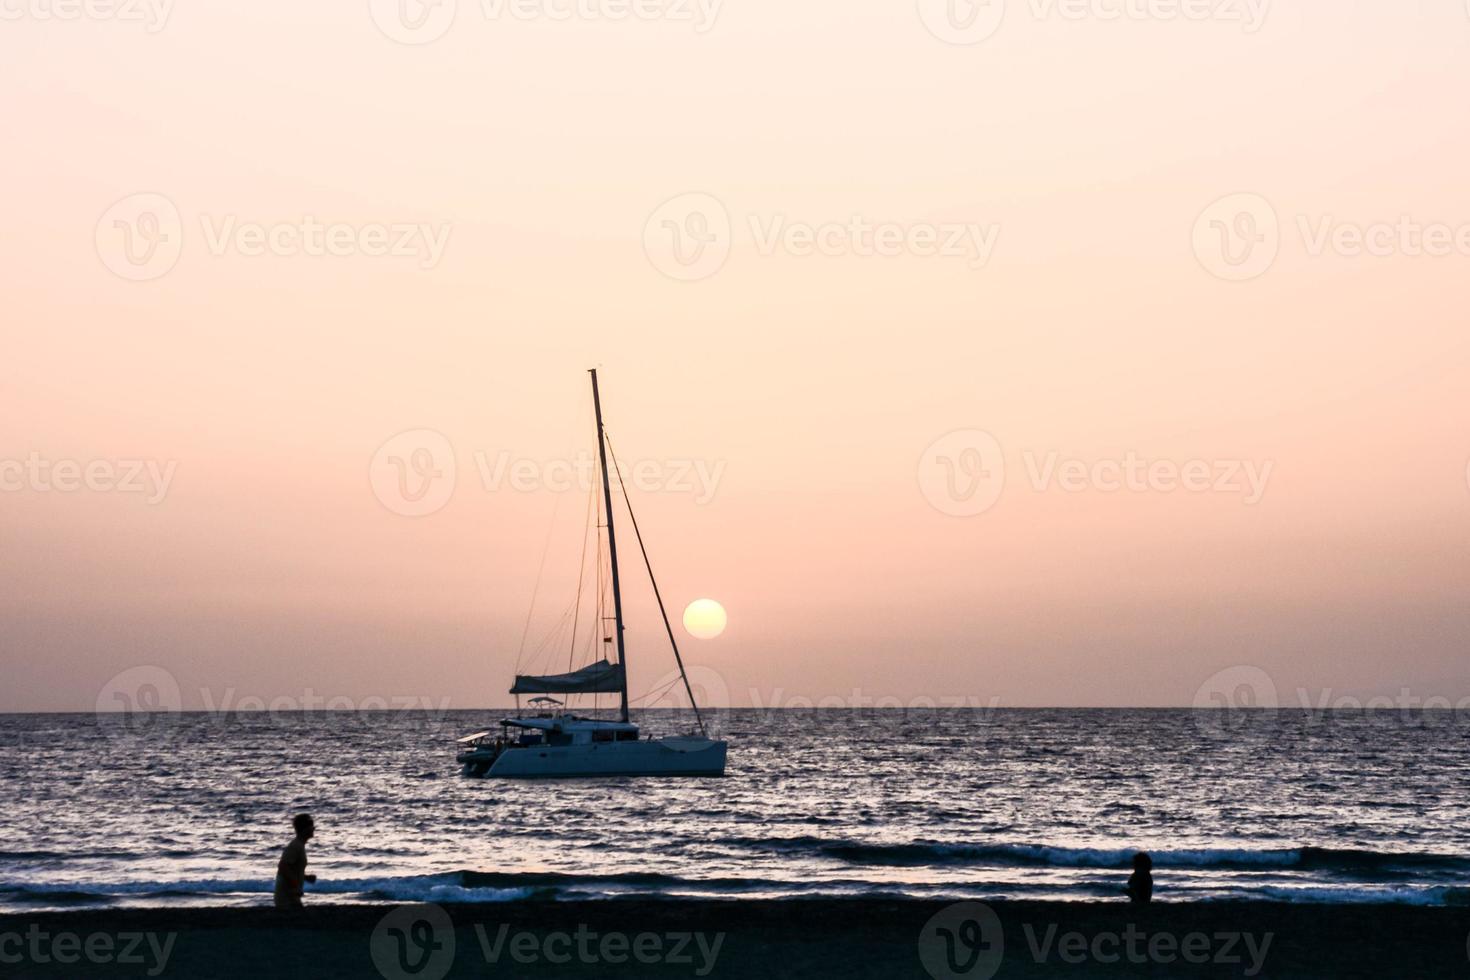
[1126,852,1153,904]
[274,813,317,910]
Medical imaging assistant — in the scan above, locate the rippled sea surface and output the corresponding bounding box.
[2,709,1468,911]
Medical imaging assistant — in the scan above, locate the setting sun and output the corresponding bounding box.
[682,599,728,640]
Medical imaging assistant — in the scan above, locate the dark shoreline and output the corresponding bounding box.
[2,899,1468,978]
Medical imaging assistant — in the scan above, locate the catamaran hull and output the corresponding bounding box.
[480,737,727,779]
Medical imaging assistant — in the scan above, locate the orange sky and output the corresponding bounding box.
[2,0,1468,711]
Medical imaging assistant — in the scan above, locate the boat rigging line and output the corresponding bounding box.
[604,431,708,738]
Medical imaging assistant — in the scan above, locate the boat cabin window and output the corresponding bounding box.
[592,730,615,743]
[615,730,638,741]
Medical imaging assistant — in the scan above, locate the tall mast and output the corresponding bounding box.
[589,369,630,723]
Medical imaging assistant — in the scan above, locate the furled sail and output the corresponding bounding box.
[509,659,625,695]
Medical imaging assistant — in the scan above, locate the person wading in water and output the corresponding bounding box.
[1126,851,1154,904]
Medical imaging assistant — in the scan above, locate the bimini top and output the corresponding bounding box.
[510,658,625,695]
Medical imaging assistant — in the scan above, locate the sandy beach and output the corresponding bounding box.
[2,899,1467,978]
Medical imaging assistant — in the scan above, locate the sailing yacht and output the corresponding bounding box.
[456,370,728,778]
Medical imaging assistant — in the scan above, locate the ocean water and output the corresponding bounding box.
[1,709,1468,912]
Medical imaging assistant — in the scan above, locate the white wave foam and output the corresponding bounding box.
[1255,884,1453,906]
[926,843,1303,868]
[0,873,530,904]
